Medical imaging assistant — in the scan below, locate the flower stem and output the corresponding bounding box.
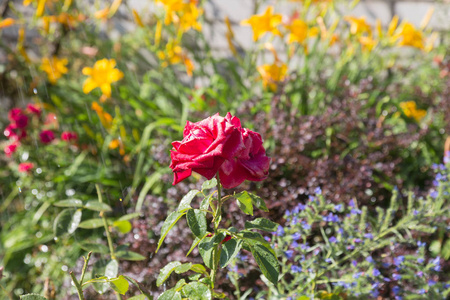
[96,184,115,260]
[210,173,223,290]
[70,271,85,300]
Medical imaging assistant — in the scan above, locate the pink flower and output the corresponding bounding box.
[8,108,28,128]
[4,124,18,139]
[39,130,55,144]
[4,143,18,157]
[27,104,42,116]
[18,162,34,173]
[170,113,245,185]
[61,131,78,142]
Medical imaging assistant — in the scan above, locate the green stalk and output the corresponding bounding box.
[70,271,85,300]
[96,184,115,259]
[79,252,92,284]
[210,173,223,290]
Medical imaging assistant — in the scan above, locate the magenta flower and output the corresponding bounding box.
[39,130,55,144]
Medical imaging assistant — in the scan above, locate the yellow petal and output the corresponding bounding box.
[83,78,97,94]
[100,83,112,98]
[82,67,92,75]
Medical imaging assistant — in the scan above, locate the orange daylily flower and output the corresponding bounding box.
[241,6,282,41]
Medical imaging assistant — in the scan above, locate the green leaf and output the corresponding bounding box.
[127,295,149,300]
[53,208,82,237]
[115,250,146,261]
[113,220,132,234]
[174,279,186,291]
[20,294,48,300]
[53,199,83,208]
[442,239,450,260]
[250,243,279,285]
[158,289,181,300]
[245,218,279,232]
[238,231,274,254]
[78,218,104,229]
[92,259,118,294]
[235,192,253,215]
[220,239,243,268]
[123,275,152,299]
[190,264,207,275]
[186,235,204,257]
[202,178,217,190]
[118,212,141,221]
[187,209,207,238]
[110,275,129,295]
[157,261,182,287]
[200,193,212,211]
[79,242,109,254]
[236,192,268,212]
[181,282,211,300]
[174,263,192,274]
[156,211,186,253]
[198,233,225,269]
[84,201,112,212]
[177,190,200,212]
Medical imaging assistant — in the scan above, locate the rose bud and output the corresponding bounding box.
[39,130,56,144]
[18,162,34,173]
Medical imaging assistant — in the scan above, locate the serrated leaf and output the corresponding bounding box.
[236,191,268,212]
[78,218,104,229]
[198,233,225,269]
[238,231,274,254]
[115,250,146,261]
[245,218,279,232]
[158,289,181,300]
[110,275,129,295]
[177,190,200,212]
[20,294,48,300]
[175,263,192,274]
[113,220,132,234]
[202,178,217,190]
[187,209,207,238]
[250,243,279,285]
[53,208,82,237]
[84,201,112,212]
[156,211,186,253]
[53,199,83,208]
[181,282,211,300]
[157,262,182,287]
[220,239,243,268]
[79,242,109,254]
[235,192,253,215]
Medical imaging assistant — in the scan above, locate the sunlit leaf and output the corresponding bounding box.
[157,261,181,287]
[53,208,82,237]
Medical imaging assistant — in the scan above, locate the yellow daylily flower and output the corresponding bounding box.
[156,0,185,25]
[40,56,68,84]
[241,6,282,41]
[178,2,203,32]
[95,0,122,20]
[257,61,287,92]
[158,40,194,76]
[0,18,15,29]
[82,59,124,98]
[344,16,372,35]
[23,0,57,17]
[285,19,308,44]
[395,22,424,49]
[359,36,377,52]
[132,9,144,27]
[399,101,426,122]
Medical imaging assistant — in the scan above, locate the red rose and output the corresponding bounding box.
[219,127,271,189]
[39,130,55,144]
[8,108,28,129]
[27,104,42,116]
[4,143,18,157]
[18,162,34,173]
[170,113,245,185]
[61,131,78,142]
[4,124,18,139]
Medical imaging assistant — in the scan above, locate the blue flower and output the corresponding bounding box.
[291,241,299,248]
[338,228,344,235]
[301,221,311,231]
[352,260,357,267]
[284,250,294,259]
[313,248,320,255]
[314,187,322,195]
[334,204,343,212]
[353,272,362,279]
[371,290,379,298]
[430,191,438,198]
[417,258,424,264]
[364,233,374,239]
[393,286,400,295]
[351,208,362,215]
[325,258,332,263]
[416,271,423,277]
[418,289,426,294]
[366,256,374,263]
[285,210,291,217]
[329,236,337,243]
[394,256,405,266]
[264,236,271,242]
[373,268,381,276]
[323,212,339,223]
[354,238,362,244]
[393,274,402,281]
[417,241,426,247]
[300,243,309,251]
[292,232,302,240]
[276,225,284,236]
[428,280,436,286]
[291,265,302,273]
